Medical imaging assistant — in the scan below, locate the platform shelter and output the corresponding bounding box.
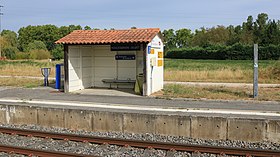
[55,28,164,96]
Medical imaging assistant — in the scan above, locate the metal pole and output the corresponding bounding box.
[253,44,258,98]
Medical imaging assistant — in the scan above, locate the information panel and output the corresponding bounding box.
[115,55,136,60]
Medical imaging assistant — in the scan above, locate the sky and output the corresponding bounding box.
[2,0,280,32]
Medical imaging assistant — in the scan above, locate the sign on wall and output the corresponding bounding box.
[158,51,163,58]
[151,37,162,48]
[158,51,164,67]
[158,60,163,67]
[147,46,151,54]
[111,44,140,51]
[150,49,155,54]
[115,55,136,60]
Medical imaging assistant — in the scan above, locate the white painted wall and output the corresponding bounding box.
[68,46,82,92]
[81,46,93,89]
[93,45,116,88]
[145,34,164,95]
[68,46,94,92]
[116,51,137,88]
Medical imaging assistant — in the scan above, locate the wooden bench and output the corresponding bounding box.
[102,79,136,89]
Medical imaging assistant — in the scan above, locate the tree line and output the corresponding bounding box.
[1,25,89,60]
[0,13,279,60]
[163,13,280,50]
[163,13,280,60]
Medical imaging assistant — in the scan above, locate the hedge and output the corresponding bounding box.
[165,44,280,60]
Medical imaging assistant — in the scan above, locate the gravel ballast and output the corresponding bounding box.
[0,153,27,157]
[0,124,279,156]
[0,133,230,157]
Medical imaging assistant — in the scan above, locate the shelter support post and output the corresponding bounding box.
[142,43,147,96]
[64,45,69,93]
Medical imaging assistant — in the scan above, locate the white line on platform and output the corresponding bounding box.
[0,99,279,117]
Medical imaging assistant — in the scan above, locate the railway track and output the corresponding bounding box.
[0,144,92,157]
[0,126,279,157]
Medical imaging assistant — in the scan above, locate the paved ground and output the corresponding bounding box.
[0,87,279,114]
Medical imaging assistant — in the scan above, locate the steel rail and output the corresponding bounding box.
[0,144,92,157]
[0,126,279,157]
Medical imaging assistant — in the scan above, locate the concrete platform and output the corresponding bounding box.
[0,98,279,143]
[0,87,280,143]
[0,87,279,113]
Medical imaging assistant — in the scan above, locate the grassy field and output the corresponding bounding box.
[0,77,55,88]
[164,59,280,83]
[0,60,59,87]
[1,59,279,83]
[0,60,61,77]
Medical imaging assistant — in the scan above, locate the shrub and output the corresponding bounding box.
[51,45,64,60]
[29,49,51,60]
[2,46,18,59]
[15,52,30,59]
[166,45,228,60]
[25,40,47,52]
[165,44,280,60]
[227,43,252,60]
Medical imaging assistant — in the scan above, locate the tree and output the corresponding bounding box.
[191,27,208,47]
[175,28,193,48]
[84,26,91,30]
[66,25,82,33]
[26,40,47,52]
[243,15,254,31]
[18,25,60,51]
[0,30,19,58]
[191,26,229,47]
[265,20,280,45]
[253,13,269,44]
[18,24,82,52]
[206,26,230,45]
[58,25,82,38]
[162,29,176,50]
[240,16,254,44]
[1,30,18,48]
[18,25,34,51]
[227,25,239,45]
[51,45,64,60]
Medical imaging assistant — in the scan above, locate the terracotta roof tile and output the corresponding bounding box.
[55,28,160,45]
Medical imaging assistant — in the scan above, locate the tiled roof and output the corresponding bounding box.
[55,28,160,45]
